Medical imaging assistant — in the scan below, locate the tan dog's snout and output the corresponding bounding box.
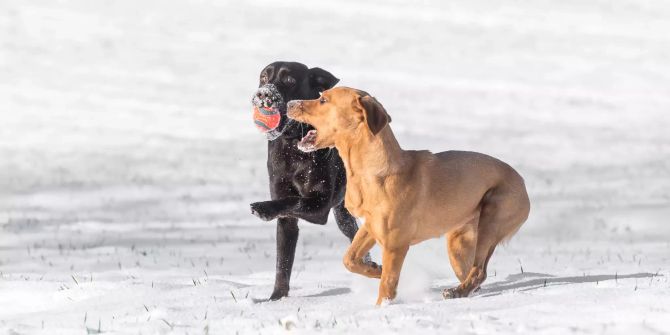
[286,100,305,120]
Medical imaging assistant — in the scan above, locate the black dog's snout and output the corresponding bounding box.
[252,84,284,108]
[256,91,272,100]
[256,91,272,104]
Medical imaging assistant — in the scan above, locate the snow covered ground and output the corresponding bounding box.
[1,0,670,333]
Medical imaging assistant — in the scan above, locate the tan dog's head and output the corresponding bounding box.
[286,87,391,152]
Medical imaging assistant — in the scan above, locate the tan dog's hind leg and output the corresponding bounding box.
[443,184,529,299]
[442,242,495,299]
[376,245,409,305]
[446,221,477,283]
[343,227,382,278]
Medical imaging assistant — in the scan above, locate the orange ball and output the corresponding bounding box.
[253,106,281,132]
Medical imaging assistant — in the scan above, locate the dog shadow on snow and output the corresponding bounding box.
[232,272,659,303]
[448,271,659,298]
[301,272,659,300]
[248,287,352,303]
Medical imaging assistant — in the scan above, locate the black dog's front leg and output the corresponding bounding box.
[333,201,373,264]
[270,217,299,300]
[250,196,331,224]
[333,201,359,241]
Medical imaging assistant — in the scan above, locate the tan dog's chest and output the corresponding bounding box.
[344,175,384,219]
[345,172,425,246]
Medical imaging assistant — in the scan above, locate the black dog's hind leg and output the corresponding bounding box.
[250,196,331,224]
[333,201,359,241]
[270,217,299,300]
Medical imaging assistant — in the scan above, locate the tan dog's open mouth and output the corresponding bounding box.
[297,129,318,152]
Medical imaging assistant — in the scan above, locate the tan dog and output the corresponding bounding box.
[287,87,530,305]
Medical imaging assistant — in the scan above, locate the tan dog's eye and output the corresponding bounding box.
[319,97,327,104]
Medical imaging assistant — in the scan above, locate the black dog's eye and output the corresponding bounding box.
[283,75,296,86]
[319,97,327,104]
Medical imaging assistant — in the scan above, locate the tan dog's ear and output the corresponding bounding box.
[359,96,391,135]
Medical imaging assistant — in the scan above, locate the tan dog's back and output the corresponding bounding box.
[389,149,527,245]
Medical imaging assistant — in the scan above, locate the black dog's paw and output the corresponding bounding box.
[362,253,382,270]
[362,253,373,265]
[269,288,288,301]
[250,201,279,221]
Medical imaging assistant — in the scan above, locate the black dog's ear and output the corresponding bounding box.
[359,95,391,135]
[308,67,339,92]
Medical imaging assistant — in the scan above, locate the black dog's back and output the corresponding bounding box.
[249,62,359,300]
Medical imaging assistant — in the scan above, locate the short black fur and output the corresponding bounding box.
[250,61,360,300]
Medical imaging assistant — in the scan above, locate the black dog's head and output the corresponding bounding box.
[252,62,339,140]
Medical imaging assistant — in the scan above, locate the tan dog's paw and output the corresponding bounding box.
[378,298,395,307]
[363,257,382,278]
[442,287,467,299]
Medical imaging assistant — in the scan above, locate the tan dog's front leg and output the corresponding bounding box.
[343,226,382,278]
[376,245,409,305]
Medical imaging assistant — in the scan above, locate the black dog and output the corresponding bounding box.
[250,61,362,300]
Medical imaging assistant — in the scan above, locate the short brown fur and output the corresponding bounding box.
[287,87,530,305]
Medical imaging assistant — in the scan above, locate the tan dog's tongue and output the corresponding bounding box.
[297,130,318,152]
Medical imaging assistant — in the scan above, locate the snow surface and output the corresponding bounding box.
[1,0,670,334]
